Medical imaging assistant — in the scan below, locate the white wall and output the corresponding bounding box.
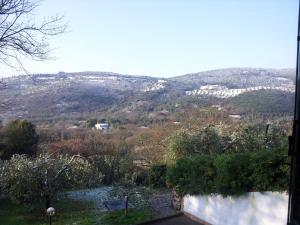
[183,192,288,225]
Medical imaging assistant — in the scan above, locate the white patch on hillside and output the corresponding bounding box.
[35,77,56,80]
[143,82,165,92]
[186,84,295,98]
[82,76,118,80]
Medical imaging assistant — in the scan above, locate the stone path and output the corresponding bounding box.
[149,194,176,216]
[138,214,204,225]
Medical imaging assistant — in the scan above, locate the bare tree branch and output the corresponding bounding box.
[0,0,66,70]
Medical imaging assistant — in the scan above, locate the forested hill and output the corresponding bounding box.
[0,68,295,124]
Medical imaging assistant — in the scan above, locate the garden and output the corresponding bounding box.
[0,117,291,224]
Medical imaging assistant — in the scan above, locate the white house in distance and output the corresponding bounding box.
[94,122,109,131]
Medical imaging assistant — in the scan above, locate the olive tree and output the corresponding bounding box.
[163,130,196,164]
[0,154,102,208]
[163,127,226,164]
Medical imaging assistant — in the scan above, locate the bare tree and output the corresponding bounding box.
[0,0,66,69]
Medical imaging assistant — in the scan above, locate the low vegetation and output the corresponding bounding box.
[0,109,292,224]
[0,154,101,209]
[167,148,289,196]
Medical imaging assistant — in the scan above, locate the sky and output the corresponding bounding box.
[1,0,299,78]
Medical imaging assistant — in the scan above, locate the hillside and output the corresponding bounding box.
[0,68,295,124]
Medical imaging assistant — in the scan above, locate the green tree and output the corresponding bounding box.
[163,130,195,164]
[195,126,226,154]
[0,154,101,208]
[163,127,226,164]
[1,120,38,159]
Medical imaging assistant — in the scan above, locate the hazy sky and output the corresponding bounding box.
[1,0,298,77]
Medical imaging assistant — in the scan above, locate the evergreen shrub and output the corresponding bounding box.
[166,149,289,196]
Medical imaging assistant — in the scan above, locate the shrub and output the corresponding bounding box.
[250,149,289,191]
[163,127,229,164]
[149,164,167,187]
[166,155,216,195]
[124,168,149,186]
[164,130,195,164]
[91,153,147,186]
[195,126,226,154]
[166,149,289,196]
[1,119,38,159]
[91,154,123,184]
[215,153,253,196]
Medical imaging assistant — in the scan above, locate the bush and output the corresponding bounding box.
[91,154,123,184]
[167,155,216,195]
[1,119,38,159]
[149,164,167,187]
[164,130,195,164]
[250,149,289,191]
[163,127,229,165]
[124,168,149,186]
[166,149,289,196]
[215,153,253,196]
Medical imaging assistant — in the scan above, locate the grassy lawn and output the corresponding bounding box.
[0,197,156,225]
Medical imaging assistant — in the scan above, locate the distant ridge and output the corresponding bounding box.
[0,67,295,123]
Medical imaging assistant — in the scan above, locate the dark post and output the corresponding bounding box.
[288,1,300,224]
[125,195,128,217]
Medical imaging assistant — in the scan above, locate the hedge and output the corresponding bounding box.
[250,149,289,192]
[215,153,253,196]
[166,149,289,196]
[166,155,216,195]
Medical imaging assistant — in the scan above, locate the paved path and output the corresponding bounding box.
[149,194,176,216]
[138,214,204,225]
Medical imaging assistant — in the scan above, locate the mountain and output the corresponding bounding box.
[172,68,295,88]
[0,68,295,124]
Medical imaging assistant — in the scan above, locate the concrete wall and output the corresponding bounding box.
[183,192,288,225]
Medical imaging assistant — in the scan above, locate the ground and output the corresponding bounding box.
[139,214,204,225]
[0,186,174,225]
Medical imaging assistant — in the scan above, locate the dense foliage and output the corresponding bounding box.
[0,115,291,202]
[214,153,253,195]
[166,155,216,195]
[166,149,289,196]
[149,164,167,187]
[163,127,227,164]
[0,154,101,207]
[0,120,38,159]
